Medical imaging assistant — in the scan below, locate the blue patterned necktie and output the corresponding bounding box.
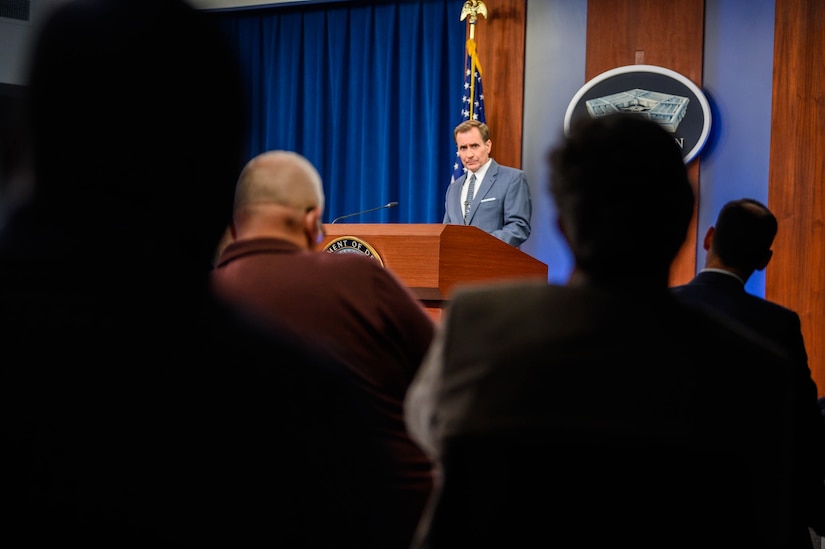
[464,173,476,224]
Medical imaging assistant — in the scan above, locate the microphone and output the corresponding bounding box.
[330,201,398,224]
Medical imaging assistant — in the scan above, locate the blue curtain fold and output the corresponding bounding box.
[212,0,466,224]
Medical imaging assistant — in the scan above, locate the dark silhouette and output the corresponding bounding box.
[0,0,382,546]
[672,197,825,547]
[406,113,804,548]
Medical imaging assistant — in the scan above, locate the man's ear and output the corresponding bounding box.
[304,206,324,247]
[702,226,714,251]
[755,249,773,271]
[304,207,318,234]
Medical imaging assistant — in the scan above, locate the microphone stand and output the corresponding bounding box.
[330,202,398,224]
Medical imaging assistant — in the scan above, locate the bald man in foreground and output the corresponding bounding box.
[211,150,436,549]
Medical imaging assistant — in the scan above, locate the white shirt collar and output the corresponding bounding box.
[467,158,492,186]
[699,267,745,285]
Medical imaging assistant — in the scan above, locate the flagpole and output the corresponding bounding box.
[452,1,489,181]
[460,1,488,120]
[460,0,488,41]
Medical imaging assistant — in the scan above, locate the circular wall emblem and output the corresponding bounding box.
[564,64,712,163]
[322,236,384,266]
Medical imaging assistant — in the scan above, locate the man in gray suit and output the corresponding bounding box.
[443,120,532,247]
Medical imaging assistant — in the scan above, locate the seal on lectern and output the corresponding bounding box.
[322,236,384,266]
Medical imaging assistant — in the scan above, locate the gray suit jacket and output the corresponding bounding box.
[406,280,800,548]
[443,159,532,247]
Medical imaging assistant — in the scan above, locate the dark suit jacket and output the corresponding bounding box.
[406,280,801,548]
[443,159,532,247]
[672,271,810,373]
[672,270,825,542]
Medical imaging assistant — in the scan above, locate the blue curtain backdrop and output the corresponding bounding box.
[210,0,466,224]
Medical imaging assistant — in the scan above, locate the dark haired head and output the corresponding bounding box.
[710,198,776,274]
[548,113,694,281]
[20,0,247,271]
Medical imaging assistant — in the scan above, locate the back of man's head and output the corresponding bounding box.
[229,150,325,247]
[234,150,324,213]
[548,113,694,280]
[20,0,247,270]
[710,198,776,273]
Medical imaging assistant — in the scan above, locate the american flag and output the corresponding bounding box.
[451,37,486,181]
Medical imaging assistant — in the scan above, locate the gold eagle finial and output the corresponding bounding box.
[460,0,488,25]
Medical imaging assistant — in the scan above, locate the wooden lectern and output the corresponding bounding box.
[319,223,548,321]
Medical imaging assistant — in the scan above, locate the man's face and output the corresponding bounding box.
[456,127,491,173]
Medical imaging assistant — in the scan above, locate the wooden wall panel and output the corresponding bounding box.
[585,0,705,286]
[471,0,525,170]
[584,0,704,84]
[768,0,825,396]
